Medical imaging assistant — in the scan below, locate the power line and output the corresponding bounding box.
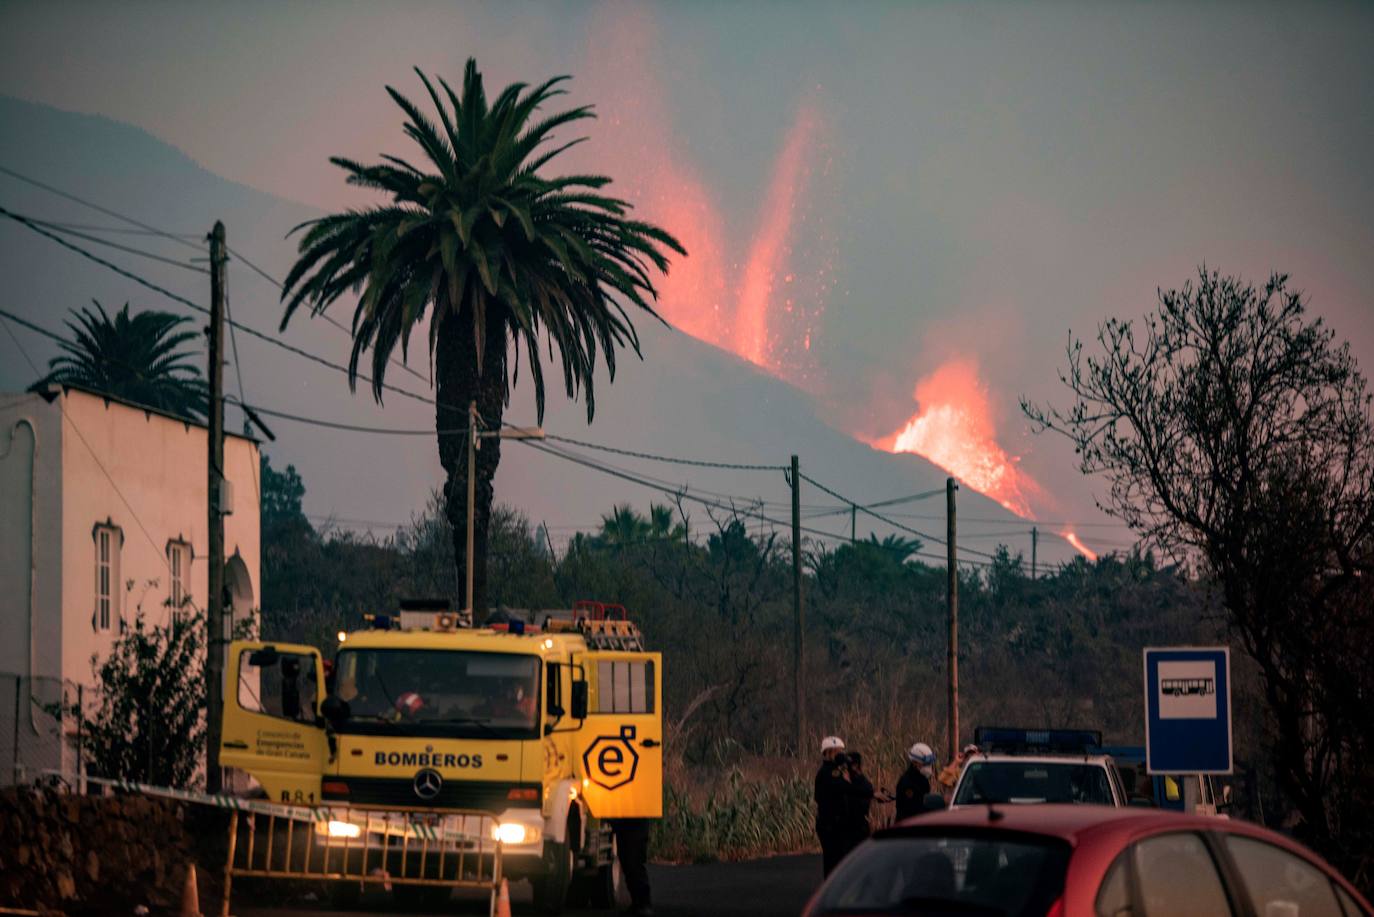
[15,218,200,239]
[0,313,208,615]
[0,164,203,252]
[0,163,435,391]
[797,470,999,560]
[802,486,946,519]
[224,243,433,387]
[9,212,208,274]
[518,438,996,568]
[227,398,467,436]
[0,206,443,410]
[540,432,786,472]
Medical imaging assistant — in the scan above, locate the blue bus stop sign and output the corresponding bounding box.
[1143,647,1232,775]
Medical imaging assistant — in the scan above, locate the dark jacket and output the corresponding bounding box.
[843,770,875,842]
[814,759,850,834]
[894,765,933,821]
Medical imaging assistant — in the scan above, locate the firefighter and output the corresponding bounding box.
[814,736,850,876]
[937,743,981,796]
[840,751,876,856]
[609,818,654,916]
[895,742,937,821]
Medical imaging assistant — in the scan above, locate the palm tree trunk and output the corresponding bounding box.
[434,302,508,617]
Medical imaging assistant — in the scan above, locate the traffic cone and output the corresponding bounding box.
[493,877,512,917]
[179,862,202,917]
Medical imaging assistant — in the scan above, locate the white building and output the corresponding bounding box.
[0,385,260,783]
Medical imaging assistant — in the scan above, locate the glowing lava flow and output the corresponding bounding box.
[1061,531,1099,562]
[878,361,1039,518]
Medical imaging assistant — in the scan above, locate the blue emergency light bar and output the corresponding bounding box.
[362,613,394,630]
[974,727,1103,755]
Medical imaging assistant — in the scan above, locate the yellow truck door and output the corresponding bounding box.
[220,641,329,805]
[574,651,663,819]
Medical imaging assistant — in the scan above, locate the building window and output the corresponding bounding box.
[94,524,121,632]
[167,540,192,618]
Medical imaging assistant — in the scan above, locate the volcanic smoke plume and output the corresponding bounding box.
[579,8,1095,558]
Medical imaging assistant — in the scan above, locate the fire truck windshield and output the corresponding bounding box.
[333,649,540,739]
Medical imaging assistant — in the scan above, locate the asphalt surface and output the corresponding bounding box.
[237,853,821,917]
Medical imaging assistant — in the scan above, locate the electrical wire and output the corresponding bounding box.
[0,206,442,409]
[225,398,467,436]
[540,432,786,472]
[224,242,433,387]
[797,470,999,560]
[518,438,996,568]
[0,313,210,619]
[0,164,203,252]
[10,213,208,274]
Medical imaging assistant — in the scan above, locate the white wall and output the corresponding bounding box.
[0,392,64,683]
[56,388,261,688]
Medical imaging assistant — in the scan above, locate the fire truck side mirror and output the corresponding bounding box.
[320,694,351,729]
[570,680,589,720]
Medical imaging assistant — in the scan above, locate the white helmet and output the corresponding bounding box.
[820,735,846,752]
[907,742,936,766]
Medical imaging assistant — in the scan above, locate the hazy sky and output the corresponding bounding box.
[2,0,1372,535]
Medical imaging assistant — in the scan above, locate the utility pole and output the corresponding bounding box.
[205,221,226,793]
[465,400,478,623]
[1031,526,1039,579]
[464,408,542,623]
[791,455,804,756]
[850,504,856,545]
[946,477,958,763]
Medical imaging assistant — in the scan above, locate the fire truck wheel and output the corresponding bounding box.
[586,834,629,910]
[531,841,574,915]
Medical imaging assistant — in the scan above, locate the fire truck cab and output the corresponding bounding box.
[219,600,662,913]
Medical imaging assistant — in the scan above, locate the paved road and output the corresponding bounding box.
[238,853,821,917]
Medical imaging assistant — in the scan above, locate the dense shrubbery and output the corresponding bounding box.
[258,458,1304,860]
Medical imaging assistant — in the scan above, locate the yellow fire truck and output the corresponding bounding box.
[219,600,662,913]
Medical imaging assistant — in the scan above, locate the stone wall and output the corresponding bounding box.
[0,787,229,916]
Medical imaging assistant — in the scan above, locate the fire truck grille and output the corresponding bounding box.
[323,778,541,811]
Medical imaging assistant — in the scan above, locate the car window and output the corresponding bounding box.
[954,761,1115,805]
[1096,852,1133,917]
[1133,832,1233,916]
[1224,835,1343,917]
[814,833,1070,917]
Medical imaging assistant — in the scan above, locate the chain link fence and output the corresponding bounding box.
[0,672,84,787]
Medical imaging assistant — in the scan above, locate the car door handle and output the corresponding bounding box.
[223,740,249,750]
[639,738,660,748]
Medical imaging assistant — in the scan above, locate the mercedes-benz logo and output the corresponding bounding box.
[413,767,443,800]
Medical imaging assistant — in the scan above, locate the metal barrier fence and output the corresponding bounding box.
[0,673,81,787]
[224,799,504,916]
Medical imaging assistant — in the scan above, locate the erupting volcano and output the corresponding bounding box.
[876,361,1039,517]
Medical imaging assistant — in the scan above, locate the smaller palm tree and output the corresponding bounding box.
[32,300,208,422]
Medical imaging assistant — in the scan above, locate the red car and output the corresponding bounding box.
[802,804,1371,917]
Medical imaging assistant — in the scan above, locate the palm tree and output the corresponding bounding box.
[31,300,208,422]
[598,504,651,546]
[280,61,684,613]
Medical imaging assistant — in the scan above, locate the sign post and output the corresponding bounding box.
[1143,647,1232,774]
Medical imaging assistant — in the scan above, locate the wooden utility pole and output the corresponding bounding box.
[946,477,958,763]
[850,504,856,545]
[791,455,804,756]
[465,400,478,621]
[1031,526,1039,579]
[205,221,226,793]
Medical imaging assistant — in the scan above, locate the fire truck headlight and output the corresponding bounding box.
[492,821,541,845]
[326,820,362,839]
